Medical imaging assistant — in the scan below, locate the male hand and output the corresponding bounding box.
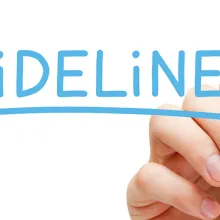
[127,85,220,220]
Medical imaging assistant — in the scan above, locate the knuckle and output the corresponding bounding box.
[136,165,148,188]
[182,87,196,110]
[183,84,216,110]
[149,104,180,137]
[135,163,159,190]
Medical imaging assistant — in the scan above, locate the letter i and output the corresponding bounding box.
[132,50,140,97]
[0,51,3,97]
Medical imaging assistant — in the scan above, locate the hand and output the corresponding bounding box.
[127,85,220,220]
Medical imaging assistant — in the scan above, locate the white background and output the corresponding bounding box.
[0,1,220,219]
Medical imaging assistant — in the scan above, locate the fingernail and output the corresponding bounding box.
[201,198,220,219]
[207,154,220,182]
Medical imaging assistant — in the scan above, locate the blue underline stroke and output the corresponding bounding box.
[0,107,219,120]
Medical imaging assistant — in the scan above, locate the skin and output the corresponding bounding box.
[126,85,220,220]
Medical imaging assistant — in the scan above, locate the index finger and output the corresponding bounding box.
[149,104,220,187]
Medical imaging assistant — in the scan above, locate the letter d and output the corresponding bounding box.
[17,50,49,97]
